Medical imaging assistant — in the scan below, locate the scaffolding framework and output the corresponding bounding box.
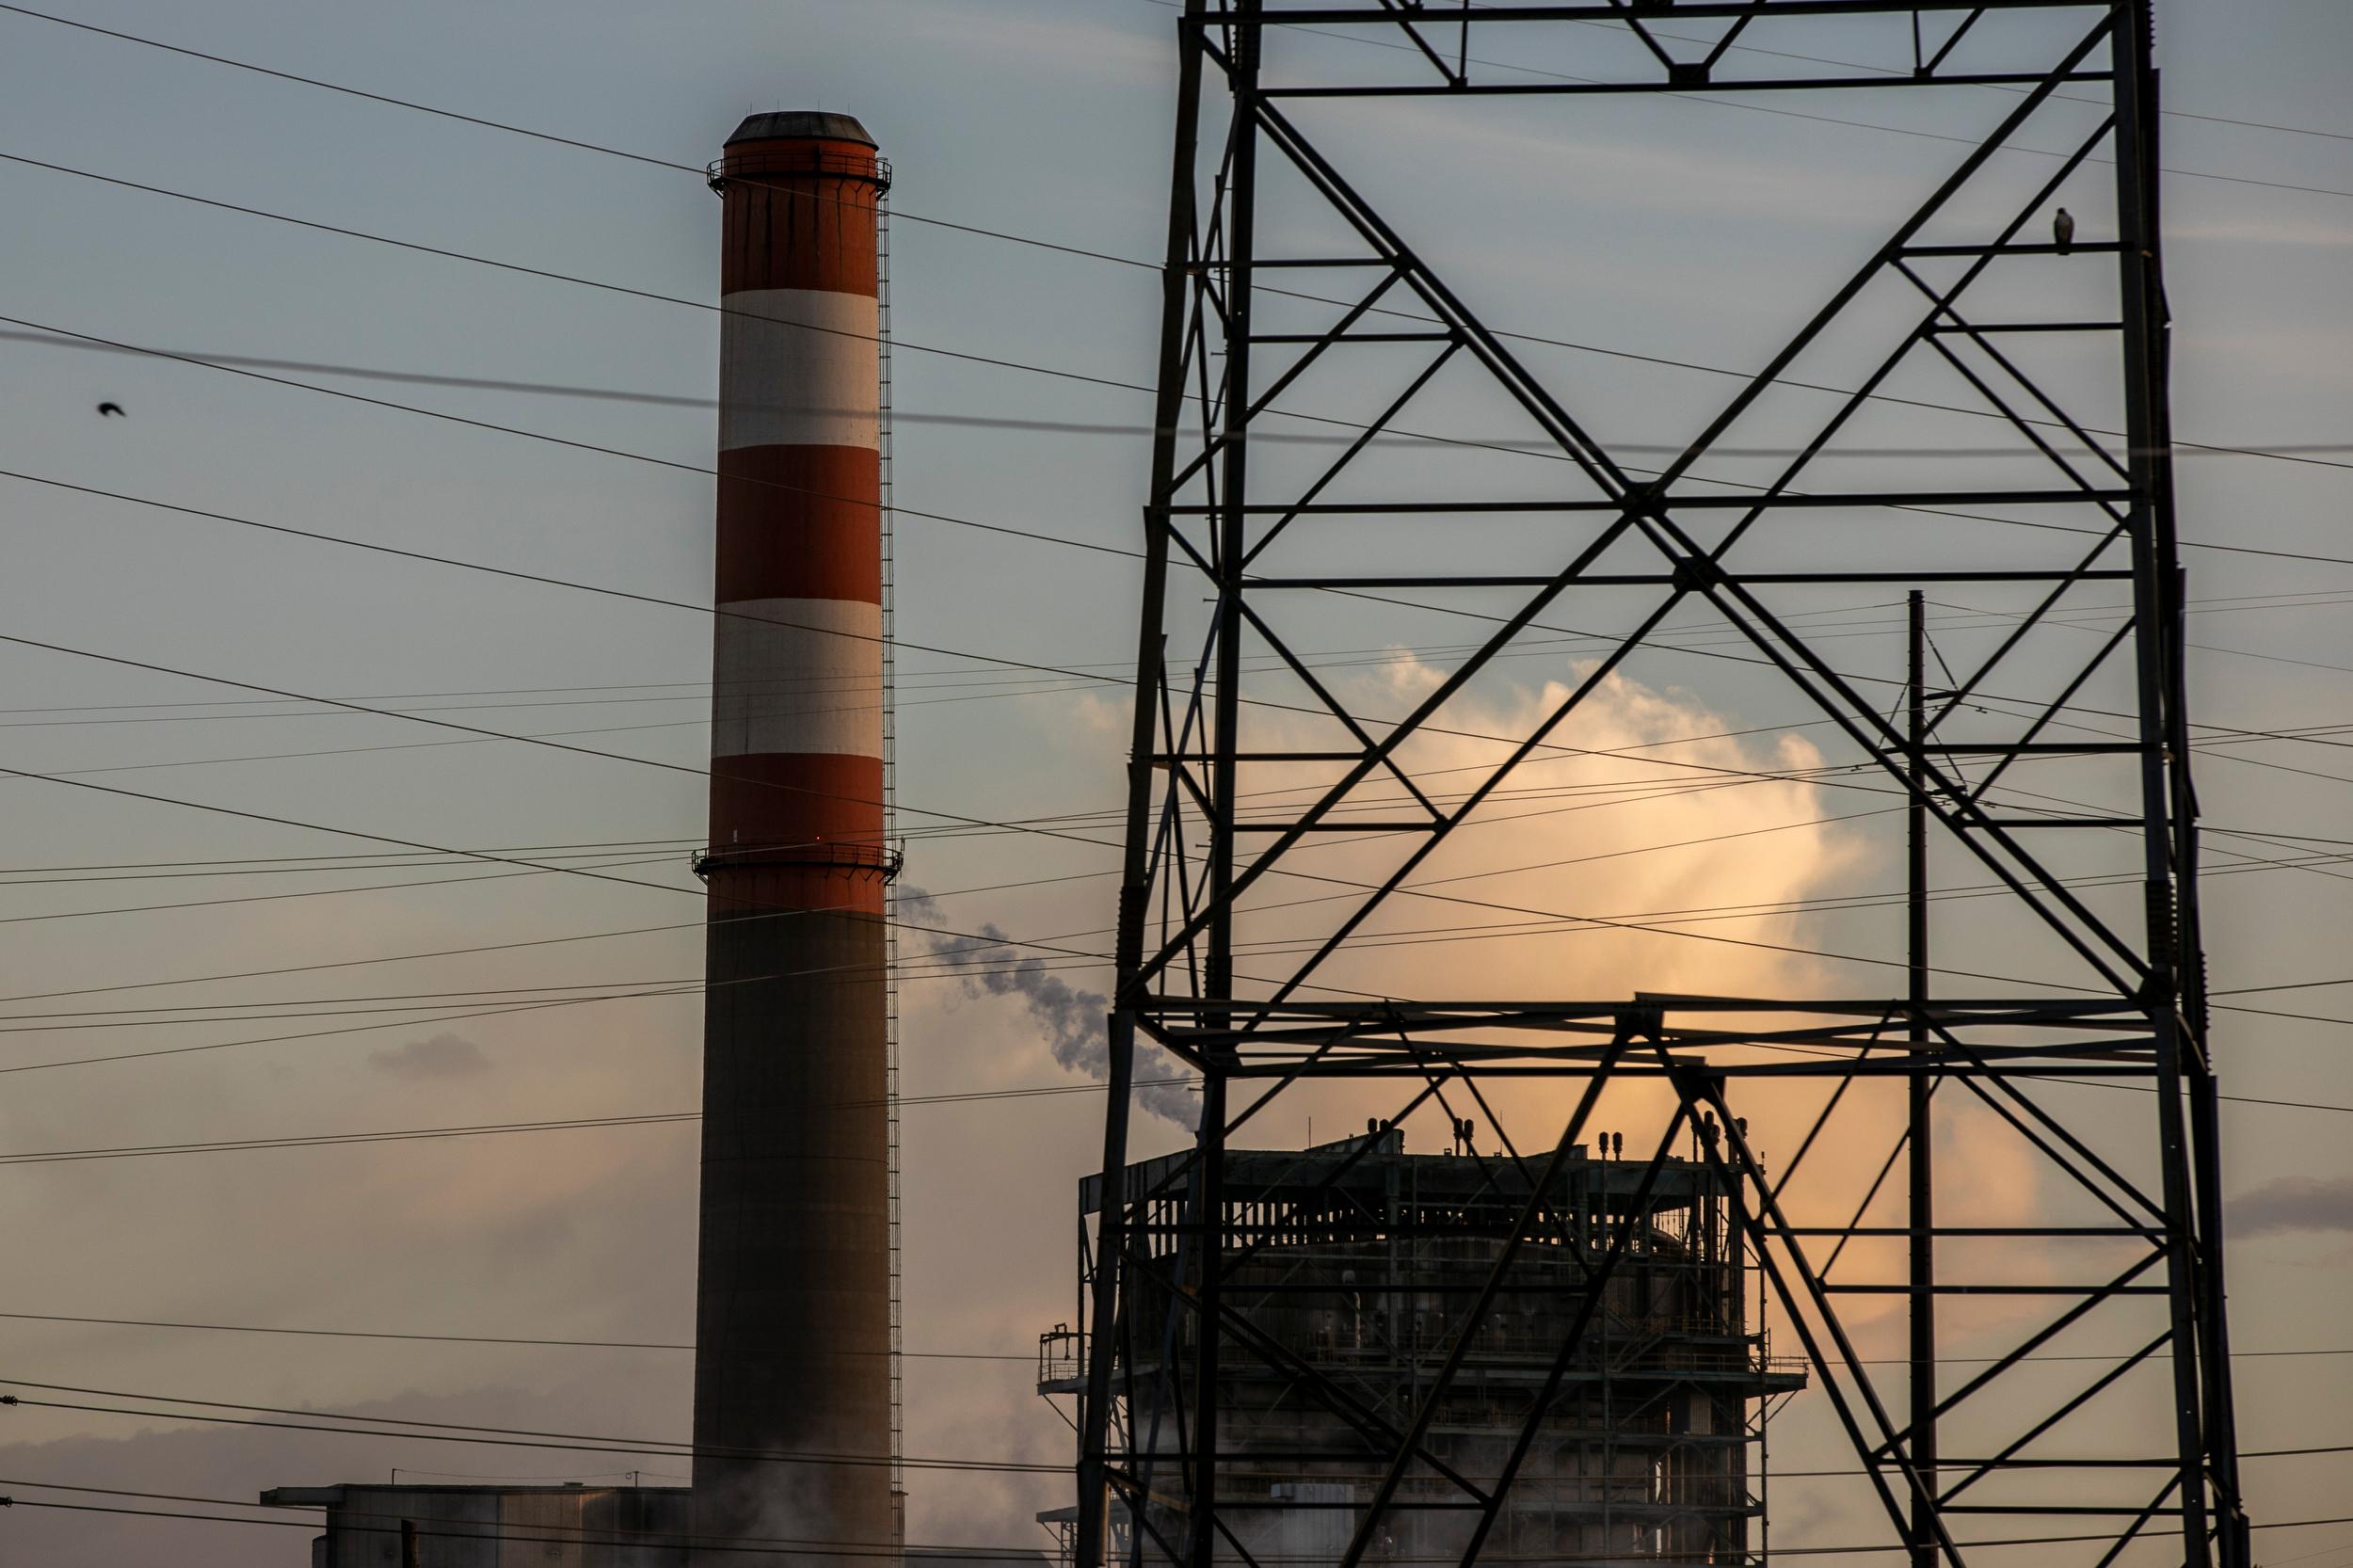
[1049,1134,1805,1567]
[1080,5,2249,1567]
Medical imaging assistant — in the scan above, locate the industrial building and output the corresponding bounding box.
[1039,1128,1805,1566]
[263,1483,692,1568]
[267,1484,1048,1568]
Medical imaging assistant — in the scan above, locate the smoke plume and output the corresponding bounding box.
[897,888,1199,1128]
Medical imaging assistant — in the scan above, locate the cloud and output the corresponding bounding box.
[366,1033,491,1080]
[2227,1175,2353,1240]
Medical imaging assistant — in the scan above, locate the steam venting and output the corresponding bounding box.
[898,888,1199,1128]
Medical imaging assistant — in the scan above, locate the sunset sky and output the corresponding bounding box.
[0,1,2347,1561]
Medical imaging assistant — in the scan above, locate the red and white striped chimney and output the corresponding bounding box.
[694,110,896,1564]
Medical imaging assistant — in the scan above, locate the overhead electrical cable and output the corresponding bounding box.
[3,617,2343,1041]
[0,584,2344,782]
[7,148,2352,483]
[17,808,2342,1024]
[3,834,2346,1085]
[0,1379,1058,1474]
[12,325,2353,468]
[0,759,700,898]
[21,458,2352,883]
[6,1490,2352,1563]
[0,1478,1072,1562]
[0,594,2341,1035]
[0,4,707,171]
[5,0,2342,190]
[12,323,2353,640]
[0,857,1194,1010]
[6,1306,2351,1365]
[14,1374,2353,1490]
[15,1038,2353,1169]
[0,314,1149,559]
[8,17,2350,508]
[4,840,2347,1034]
[0,508,1985,842]
[0,1085,1182,1164]
[6,1467,2352,1561]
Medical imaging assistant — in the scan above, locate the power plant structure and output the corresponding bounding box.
[694,106,901,1563]
[1039,1128,1806,1567]
[260,109,911,1568]
[260,1482,694,1568]
[242,2,2260,1564]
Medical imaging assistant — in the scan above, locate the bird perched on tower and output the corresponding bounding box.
[2053,207,2076,255]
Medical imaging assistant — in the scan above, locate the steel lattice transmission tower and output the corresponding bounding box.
[1075,3,2250,1566]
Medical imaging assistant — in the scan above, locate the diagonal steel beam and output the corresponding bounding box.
[1337,1016,1654,1568]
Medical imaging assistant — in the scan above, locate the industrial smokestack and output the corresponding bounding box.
[694,110,895,1564]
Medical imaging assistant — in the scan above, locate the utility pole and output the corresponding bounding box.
[1908,590,1937,1568]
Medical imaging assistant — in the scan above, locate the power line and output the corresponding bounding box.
[0,855,1167,1013]
[0,477,1944,833]
[0,628,1898,936]
[10,16,2350,515]
[3,1474,2347,1561]
[0,4,706,172]
[0,884,1385,1077]
[5,609,2346,1045]
[18,456,2353,880]
[0,312,1152,558]
[9,145,2353,486]
[0,1495,1057,1566]
[0,627,929,821]
[10,1048,2353,1171]
[17,828,2342,1031]
[4,174,2334,1064]
[8,0,2342,187]
[0,624,1180,879]
[7,1304,2352,1367]
[0,835,700,876]
[0,579,2339,750]
[0,1080,1197,1164]
[15,1374,2351,1496]
[0,1477,1057,1561]
[0,1381,1057,1475]
[0,778,2321,1028]
[0,707,2343,1068]
[15,319,2353,624]
[0,149,1189,415]
[13,325,2353,467]
[0,757,700,898]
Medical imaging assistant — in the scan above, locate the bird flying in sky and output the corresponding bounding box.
[95,402,124,417]
[2053,207,2075,254]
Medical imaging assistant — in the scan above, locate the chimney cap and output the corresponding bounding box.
[728,111,876,149]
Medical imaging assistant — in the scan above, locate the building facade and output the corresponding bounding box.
[263,1483,692,1568]
[1040,1128,1805,1567]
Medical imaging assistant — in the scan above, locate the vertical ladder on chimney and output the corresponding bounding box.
[877,191,905,1512]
